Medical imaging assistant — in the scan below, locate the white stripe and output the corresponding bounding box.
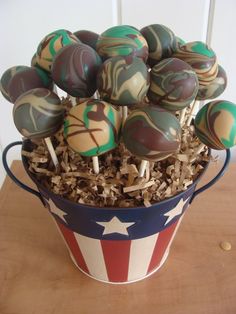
[128,233,159,282]
[74,233,108,282]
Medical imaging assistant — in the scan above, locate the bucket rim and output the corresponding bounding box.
[21,139,210,211]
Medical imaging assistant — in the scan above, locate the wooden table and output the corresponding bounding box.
[0,161,235,314]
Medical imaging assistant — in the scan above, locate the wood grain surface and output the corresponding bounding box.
[0,160,235,314]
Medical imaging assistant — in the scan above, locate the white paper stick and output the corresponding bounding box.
[92,156,99,174]
[53,85,58,95]
[186,99,198,126]
[93,91,99,99]
[44,137,59,168]
[122,106,128,125]
[139,160,148,178]
[70,96,77,107]
[179,107,187,125]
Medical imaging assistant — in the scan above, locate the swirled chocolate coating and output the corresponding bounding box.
[196,65,227,100]
[74,30,99,50]
[36,29,80,72]
[140,24,176,66]
[194,100,236,150]
[173,41,218,86]
[64,99,121,156]
[13,88,64,139]
[148,58,199,111]
[52,43,102,97]
[97,56,150,106]
[123,106,181,161]
[0,66,28,102]
[8,67,53,102]
[96,25,148,61]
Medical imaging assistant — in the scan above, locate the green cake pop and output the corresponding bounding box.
[194,100,236,150]
[196,65,227,100]
[96,25,148,61]
[173,41,218,87]
[0,66,28,101]
[148,58,199,111]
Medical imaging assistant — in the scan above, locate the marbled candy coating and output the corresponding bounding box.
[13,88,64,139]
[196,65,227,100]
[97,56,150,106]
[36,29,79,72]
[0,66,28,101]
[173,36,186,52]
[148,58,199,111]
[194,100,236,150]
[74,30,99,50]
[123,106,181,161]
[64,100,121,156]
[52,43,102,97]
[96,25,148,61]
[140,24,176,66]
[8,67,53,102]
[173,41,218,86]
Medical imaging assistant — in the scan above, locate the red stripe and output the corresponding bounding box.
[147,219,179,273]
[56,221,89,274]
[101,240,131,282]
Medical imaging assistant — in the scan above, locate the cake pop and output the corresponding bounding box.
[97,56,150,106]
[173,41,218,86]
[36,29,79,72]
[148,58,199,111]
[64,99,121,173]
[74,30,99,50]
[13,88,64,167]
[123,106,181,164]
[96,25,148,61]
[196,65,227,100]
[52,43,102,97]
[0,66,28,101]
[140,24,176,66]
[8,66,53,102]
[194,100,236,150]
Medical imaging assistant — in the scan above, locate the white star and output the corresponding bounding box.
[48,199,67,224]
[164,197,190,226]
[96,216,135,236]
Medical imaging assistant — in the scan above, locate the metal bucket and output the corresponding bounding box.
[2,140,231,284]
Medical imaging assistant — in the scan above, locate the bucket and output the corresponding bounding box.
[2,140,231,284]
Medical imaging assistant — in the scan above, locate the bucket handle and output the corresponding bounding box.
[2,141,231,206]
[2,141,46,206]
[190,149,231,203]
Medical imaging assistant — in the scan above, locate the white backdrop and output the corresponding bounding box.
[0,0,236,186]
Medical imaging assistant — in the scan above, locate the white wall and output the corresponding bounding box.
[0,0,235,186]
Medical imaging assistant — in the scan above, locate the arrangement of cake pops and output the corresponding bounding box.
[1,24,236,207]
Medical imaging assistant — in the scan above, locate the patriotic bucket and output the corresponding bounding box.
[2,140,231,284]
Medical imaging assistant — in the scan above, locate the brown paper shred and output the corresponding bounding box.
[23,97,210,207]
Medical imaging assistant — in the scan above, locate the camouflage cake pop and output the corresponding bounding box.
[64,99,121,156]
[0,66,28,101]
[96,25,148,61]
[74,30,99,50]
[148,58,199,111]
[123,106,181,161]
[140,24,176,66]
[97,56,150,106]
[194,100,236,150]
[52,43,102,97]
[36,29,80,72]
[196,65,227,100]
[8,66,53,102]
[13,88,64,139]
[173,41,218,86]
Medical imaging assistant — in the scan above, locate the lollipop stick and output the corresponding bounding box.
[139,160,149,177]
[53,85,59,95]
[179,107,187,125]
[186,99,198,126]
[92,156,99,174]
[122,106,128,125]
[44,137,59,168]
[70,96,77,107]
